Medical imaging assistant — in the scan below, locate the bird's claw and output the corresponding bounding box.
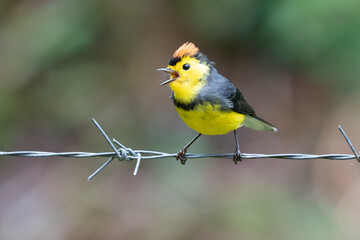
[177,149,187,165]
[233,149,242,164]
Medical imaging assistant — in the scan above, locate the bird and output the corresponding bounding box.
[157,42,277,165]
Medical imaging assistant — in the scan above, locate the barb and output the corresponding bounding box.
[338,125,360,162]
[90,118,142,179]
[0,121,359,180]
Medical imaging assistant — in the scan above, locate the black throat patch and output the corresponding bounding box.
[171,93,200,111]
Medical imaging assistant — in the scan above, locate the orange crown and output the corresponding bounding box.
[173,42,199,58]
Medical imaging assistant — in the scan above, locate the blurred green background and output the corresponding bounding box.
[1,0,360,239]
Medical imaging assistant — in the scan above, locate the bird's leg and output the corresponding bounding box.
[177,133,202,165]
[233,130,242,164]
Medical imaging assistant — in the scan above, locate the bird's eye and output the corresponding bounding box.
[183,63,190,70]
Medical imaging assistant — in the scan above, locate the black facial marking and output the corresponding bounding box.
[169,57,181,66]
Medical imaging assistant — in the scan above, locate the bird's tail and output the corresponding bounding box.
[243,116,277,132]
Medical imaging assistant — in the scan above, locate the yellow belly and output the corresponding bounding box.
[175,103,245,135]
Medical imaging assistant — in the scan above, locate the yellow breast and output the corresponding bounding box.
[175,103,245,135]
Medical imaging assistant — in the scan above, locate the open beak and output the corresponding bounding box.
[156,68,179,86]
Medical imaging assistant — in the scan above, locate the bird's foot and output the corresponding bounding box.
[176,149,187,165]
[233,148,242,164]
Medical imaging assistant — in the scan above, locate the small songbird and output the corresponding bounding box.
[157,42,277,164]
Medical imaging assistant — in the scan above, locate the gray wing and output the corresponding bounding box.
[202,67,277,131]
[198,67,237,110]
[231,88,277,131]
[200,67,255,115]
[230,88,256,117]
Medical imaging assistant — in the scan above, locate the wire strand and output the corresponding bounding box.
[0,119,358,180]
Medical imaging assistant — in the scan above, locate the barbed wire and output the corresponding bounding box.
[0,119,359,180]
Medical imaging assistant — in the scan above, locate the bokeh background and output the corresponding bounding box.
[1,0,360,239]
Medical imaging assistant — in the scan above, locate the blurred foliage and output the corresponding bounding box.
[171,0,360,88]
[171,0,261,45]
[265,0,360,87]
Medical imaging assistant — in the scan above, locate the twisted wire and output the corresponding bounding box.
[0,119,358,180]
[0,150,358,160]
